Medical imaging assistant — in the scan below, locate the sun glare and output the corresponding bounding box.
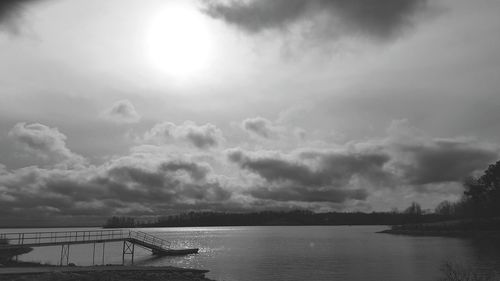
[146,3,214,79]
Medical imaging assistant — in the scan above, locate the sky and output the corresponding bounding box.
[1,0,500,226]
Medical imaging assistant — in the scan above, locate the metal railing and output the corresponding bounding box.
[0,229,126,246]
[128,230,171,249]
[0,229,172,252]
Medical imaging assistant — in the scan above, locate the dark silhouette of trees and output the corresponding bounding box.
[404,202,422,216]
[463,160,500,218]
[432,160,500,220]
[402,202,423,223]
[103,216,136,228]
[101,209,444,228]
[434,200,454,217]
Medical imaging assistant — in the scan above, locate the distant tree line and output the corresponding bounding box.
[103,216,136,228]
[434,160,500,219]
[103,208,441,228]
[146,209,439,227]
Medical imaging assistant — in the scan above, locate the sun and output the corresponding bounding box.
[145,3,214,79]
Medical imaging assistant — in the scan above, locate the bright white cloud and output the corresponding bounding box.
[8,122,86,167]
[143,121,224,149]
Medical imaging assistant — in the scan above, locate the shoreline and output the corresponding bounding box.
[378,228,500,237]
[0,265,216,281]
[378,217,500,238]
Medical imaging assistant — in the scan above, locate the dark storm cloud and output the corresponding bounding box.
[393,139,498,185]
[227,148,390,203]
[250,186,367,203]
[229,149,318,184]
[241,117,276,138]
[0,157,232,224]
[0,122,234,225]
[0,0,44,34]
[227,120,499,203]
[203,0,428,41]
[228,148,391,187]
[97,161,231,204]
[378,119,500,186]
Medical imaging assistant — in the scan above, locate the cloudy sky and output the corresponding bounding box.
[1,0,500,226]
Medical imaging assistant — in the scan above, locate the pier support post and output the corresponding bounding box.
[102,242,105,265]
[122,241,135,265]
[59,244,70,266]
[92,242,96,266]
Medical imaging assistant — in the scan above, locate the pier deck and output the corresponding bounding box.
[0,229,199,265]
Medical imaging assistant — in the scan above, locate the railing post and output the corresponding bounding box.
[122,241,125,265]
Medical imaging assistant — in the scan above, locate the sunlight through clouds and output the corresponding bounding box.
[145,1,215,80]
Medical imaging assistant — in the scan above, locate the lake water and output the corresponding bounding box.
[2,226,500,281]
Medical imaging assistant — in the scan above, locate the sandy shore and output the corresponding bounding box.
[0,265,216,281]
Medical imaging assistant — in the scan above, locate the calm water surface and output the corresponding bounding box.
[3,226,500,281]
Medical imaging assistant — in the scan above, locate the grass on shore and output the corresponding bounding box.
[0,270,215,281]
[440,262,498,281]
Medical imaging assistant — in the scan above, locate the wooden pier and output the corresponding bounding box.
[0,229,198,266]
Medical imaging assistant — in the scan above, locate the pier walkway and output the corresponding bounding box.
[0,229,198,265]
